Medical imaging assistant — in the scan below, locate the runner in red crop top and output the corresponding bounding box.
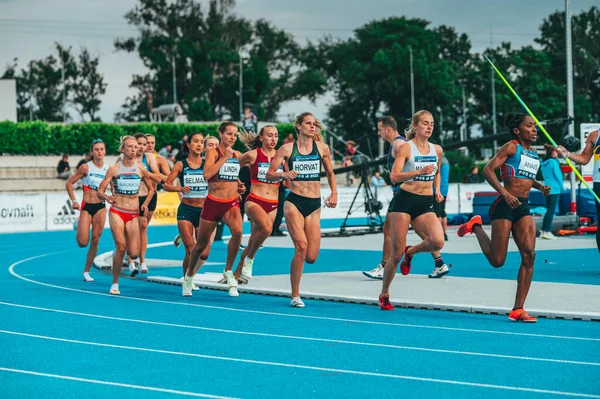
[184,122,246,297]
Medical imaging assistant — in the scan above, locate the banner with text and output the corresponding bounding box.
[0,194,46,233]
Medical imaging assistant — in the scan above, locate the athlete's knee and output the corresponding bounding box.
[305,252,318,264]
[490,254,506,268]
[522,250,535,267]
[257,221,273,236]
[76,237,88,248]
[90,235,101,246]
[114,243,126,256]
[294,240,308,256]
[430,237,444,252]
[229,226,243,240]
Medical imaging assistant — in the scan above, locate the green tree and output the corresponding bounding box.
[115,0,318,122]
[70,49,107,122]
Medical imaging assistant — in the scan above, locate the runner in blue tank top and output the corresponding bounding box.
[457,113,550,323]
[363,116,449,280]
[265,112,338,308]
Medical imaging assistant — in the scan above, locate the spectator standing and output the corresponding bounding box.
[370,171,386,199]
[242,105,258,133]
[465,166,479,184]
[540,144,563,240]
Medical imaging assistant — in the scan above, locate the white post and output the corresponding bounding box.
[239,53,243,121]
[172,56,177,105]
[565,0,577,214]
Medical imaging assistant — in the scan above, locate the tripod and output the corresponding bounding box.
[338,165,385,234]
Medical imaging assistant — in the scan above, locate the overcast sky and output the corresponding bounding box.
[0,0,596,122]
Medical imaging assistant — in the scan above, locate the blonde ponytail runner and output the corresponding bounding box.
[119,135,136,152]
[404,109,432,140]
[239,129,261,151]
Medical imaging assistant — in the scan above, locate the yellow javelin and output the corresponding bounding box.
[484,54,600,205]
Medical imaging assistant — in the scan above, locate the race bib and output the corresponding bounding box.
[114,174,141,195]
[293,155,320,180]
[85,172,105,190]
[517,153,540,179]
[183,169,208,198]
[257,162,282,183]
[414,156,437,181]
[218,159,240,181]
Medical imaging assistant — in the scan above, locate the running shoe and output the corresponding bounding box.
[83,272,94,282]
[540,231,558,240]
[109,284,120,295]
[182,276,194,297]
[223,270,239,297]
[241,258,254,280]
[173,234,183,248]
[508,308,537,323]
[457,215,483,237]
[291,297,305,308]
[128,263,139,277]
[400,246,413,275]
[140,262,148,274]
[428,263,449,278]
[379,294,394,310]
[362,263,384,280]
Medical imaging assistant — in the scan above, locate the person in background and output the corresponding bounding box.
[540,144,563,240]
[465,166,479,184]
[370,170,386,199]
[57,154,73,180]
[77,152,92,169]
[283,133,295,145]
[342,155,354,186]
[158,144,172,158]
[435,155,450,241]
[242,105,258,133]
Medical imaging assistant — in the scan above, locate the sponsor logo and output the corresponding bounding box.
[0,204,34,219]
[54,199,78,225]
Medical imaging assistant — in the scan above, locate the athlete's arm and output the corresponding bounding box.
[239,150,257,169]
[203,148,229,180]
[434,145,444,202]
[145,153,164,184]
[140,166,155,213]
[97,164,117,204]
[156,155,171,180]
[320,142,338,208]
[390,145,433,183]
[267,144,295,180]
[557,130,597,165]
[163,162,189,193]
[482,141,521,208]
[66,163,88,209]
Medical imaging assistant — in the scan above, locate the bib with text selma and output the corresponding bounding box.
[218,159,240,181]
[413,156,437,181]
[183,168,208,198]
[292,155,320,181]
[517,152,540,180]
[257,162,283,183]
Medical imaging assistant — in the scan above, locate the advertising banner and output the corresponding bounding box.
[150,192,181,226]
[0,194,46,233]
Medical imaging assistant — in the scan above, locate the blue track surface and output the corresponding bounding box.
[1,227,599,398]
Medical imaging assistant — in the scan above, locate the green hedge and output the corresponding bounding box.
[0,122,299,155]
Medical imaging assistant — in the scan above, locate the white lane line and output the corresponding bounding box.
[0,367,236,399]
[1,330,598,398]
[8,252,600,343]
[1,301,597,367]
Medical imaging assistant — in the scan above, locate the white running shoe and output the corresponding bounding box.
[223,270,239,297]
[122,253,129,266]
[140,262,148,274]
[174,234,183,248]
[128,263,139,277]
[291,296,305,308]
[182,276,194,297]
[109,284,120,295]
[192,283,199,291]
[241,258,254,280]
[362,263,384,280]
[83,272,94,282]
[428,263,450,279]
[541,231,558,240]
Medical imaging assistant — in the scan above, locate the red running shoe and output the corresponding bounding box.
[400,246,413,275]
[457,215,483,237]
[508,308,537,323]
[379,294,394,310]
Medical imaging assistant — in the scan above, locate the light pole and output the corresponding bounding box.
[239,53,243,121]
[565,0,577,214]
[172,55,177,105]
[409,46,415,115]
[436,106,444,144]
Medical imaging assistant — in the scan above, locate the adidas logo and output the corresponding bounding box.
[54,199,78,225]
[58,199,76,216]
